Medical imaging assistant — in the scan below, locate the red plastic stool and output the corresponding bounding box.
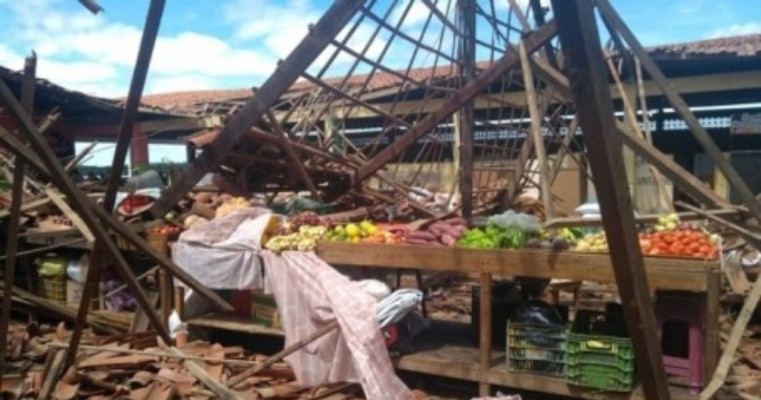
[655,291,705,394]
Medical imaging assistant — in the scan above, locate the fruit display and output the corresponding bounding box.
[405,217,468,246]
[639,227,719,259]
[118,194,152,214]
[215,197,251,219]
[573,231,608,253]
[325,220,404,244]
[653,213,680,232]
[183,214,209,230]
[148,224,183,236]
[265,225,328,253]
[458,211,541,249]
[273,211,332,235]
[487,210,541,233]
[572,213,721,260]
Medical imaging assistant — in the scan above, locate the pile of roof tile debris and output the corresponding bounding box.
[2,322,368,400]
[715,315,761,400]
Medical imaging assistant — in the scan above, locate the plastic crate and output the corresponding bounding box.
[37,274,66,303]
[565,310,635,392]
[507,322,566,376]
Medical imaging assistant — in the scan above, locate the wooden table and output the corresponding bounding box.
[316,242,721,399]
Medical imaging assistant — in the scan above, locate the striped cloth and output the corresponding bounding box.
[263,250,412,400]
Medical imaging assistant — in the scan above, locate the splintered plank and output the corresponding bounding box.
[78,354,156,369]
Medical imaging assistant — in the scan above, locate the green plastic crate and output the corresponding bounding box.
[507,322,566,376]
[565,310,635,392]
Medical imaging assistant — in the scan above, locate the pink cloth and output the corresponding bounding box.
[262,250,412,400]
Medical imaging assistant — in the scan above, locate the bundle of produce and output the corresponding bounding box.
[458,211,541,250]
[117,194,152,215]
[265,225,328,253]
[524,227,582,251]
[639,226,720,259]
[215,196,251,219]
[573,231,608,253]
[406,217,468,246]
[325,220,403,244]
[487,210,541,233]
[273,211,331,236]
[183,214,209,230]
[459,224,527,249]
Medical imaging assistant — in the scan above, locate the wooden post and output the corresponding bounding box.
[160,269,173,326]
[456,0,476,219]
[704,269,720,382]
[0,53,35,374]
[519,41,554,218]
[550,1,671,399]
[478,273,492,397]
[67,0,167,369]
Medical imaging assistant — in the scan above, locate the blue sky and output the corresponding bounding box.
[3,0,761,167]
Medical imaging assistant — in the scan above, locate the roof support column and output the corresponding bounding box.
[130,124,149,169]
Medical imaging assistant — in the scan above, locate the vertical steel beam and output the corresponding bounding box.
[550,0,670,398]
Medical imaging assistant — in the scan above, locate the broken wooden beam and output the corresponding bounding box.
[355,19,558,184]
[158,339,244,400]
[149,0,366,217]
[0,125,233,315]
[0,53,36,374]
[227,321,339,388]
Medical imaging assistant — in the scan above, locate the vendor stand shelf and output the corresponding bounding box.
[186,313,284,337]
[315,242,721,399]
[398,320,695,400]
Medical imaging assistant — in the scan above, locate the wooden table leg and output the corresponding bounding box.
[704,269,720,382]
[160,270,173,325]
[479,273,492,397]
[174,286,185,320]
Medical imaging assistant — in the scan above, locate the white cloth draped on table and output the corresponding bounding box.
[171,207,271,290]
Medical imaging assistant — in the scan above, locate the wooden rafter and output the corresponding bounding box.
[149,0,367,217]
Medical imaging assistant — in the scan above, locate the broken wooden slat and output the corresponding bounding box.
[37,349,65,400]
[158,339,243,400]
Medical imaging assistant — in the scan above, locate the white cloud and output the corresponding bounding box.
[146,74,217,95]
[708,22,761,39]
[1,0,280,97]
[0,43,23,69]
[224,0,321,57]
